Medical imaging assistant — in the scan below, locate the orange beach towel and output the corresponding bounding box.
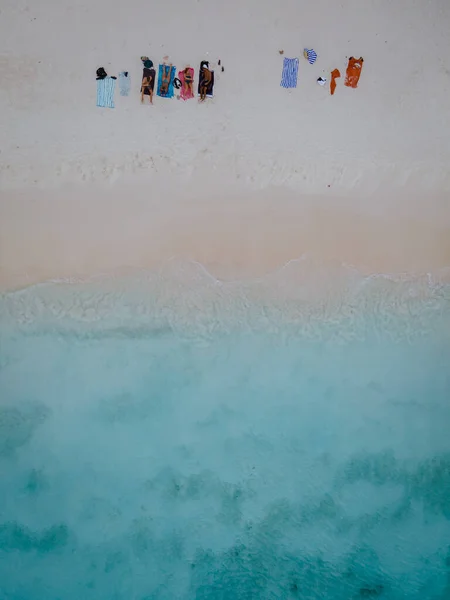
[345,57,364,89]
[330,68,340,95]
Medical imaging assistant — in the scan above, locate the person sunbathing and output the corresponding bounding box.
[199,62,212,101]
[160,64,172,96]
[141,75,154,104]
[141,59,155,104]
[183,67,193,96]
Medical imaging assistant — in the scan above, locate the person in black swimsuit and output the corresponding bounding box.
[140,58,155,104]
[199,61,212,101]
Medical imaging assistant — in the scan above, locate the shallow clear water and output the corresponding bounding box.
[1,263,450,599]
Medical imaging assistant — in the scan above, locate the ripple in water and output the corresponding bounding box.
[0,262,450,599]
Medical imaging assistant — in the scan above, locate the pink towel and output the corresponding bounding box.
[178,67,195,100]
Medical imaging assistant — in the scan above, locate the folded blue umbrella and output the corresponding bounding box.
[304,48,318,64]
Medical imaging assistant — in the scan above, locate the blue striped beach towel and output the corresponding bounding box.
[97,77,116,108]
[280,57,299,88]
[304,48,317,65]
[157,64,176,98]
[118,72,131,96]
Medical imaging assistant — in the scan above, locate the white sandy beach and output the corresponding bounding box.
[1,0,450,290]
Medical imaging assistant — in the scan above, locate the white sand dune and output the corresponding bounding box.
[1,0,450,290]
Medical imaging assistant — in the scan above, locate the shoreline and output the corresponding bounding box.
[4,257,450,294]
[1,185,450,293]
[2,255,449,344]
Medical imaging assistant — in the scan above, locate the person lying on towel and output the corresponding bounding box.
[183,67,194,96]
[199,61,212,101]
[160,64,173,97]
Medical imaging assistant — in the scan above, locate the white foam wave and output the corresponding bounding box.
[1,257,449,342]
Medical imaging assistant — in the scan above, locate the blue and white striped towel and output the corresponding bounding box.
[280,57,299,89]
[96,77,116,108]
[118,72,131,96]
[304,48,317,65]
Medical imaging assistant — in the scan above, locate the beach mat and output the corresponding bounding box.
[345,57,364,88]
[280,57,299,88]
[119,72,131,96]
[96,77,116,108]
[157,64,176,98]
[197,63,214,98]
[179,67,195,100]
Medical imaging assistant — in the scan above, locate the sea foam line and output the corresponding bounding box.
[3,255,450,299]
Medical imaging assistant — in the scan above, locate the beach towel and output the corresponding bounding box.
[96,77,116,108]
[330,68,340,95]
[345,57,364,89]
[303,48,317,65]
[198,63,214,98]
[157,64,176,98]
[280,57,299,88]
[179,67,195,100]
[118,72,131,96]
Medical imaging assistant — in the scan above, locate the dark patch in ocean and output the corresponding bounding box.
[339,451,450,518]
[0,402,50,457]
[0,522,70,553]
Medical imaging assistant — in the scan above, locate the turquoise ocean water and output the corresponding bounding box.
[1,261,450,599]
